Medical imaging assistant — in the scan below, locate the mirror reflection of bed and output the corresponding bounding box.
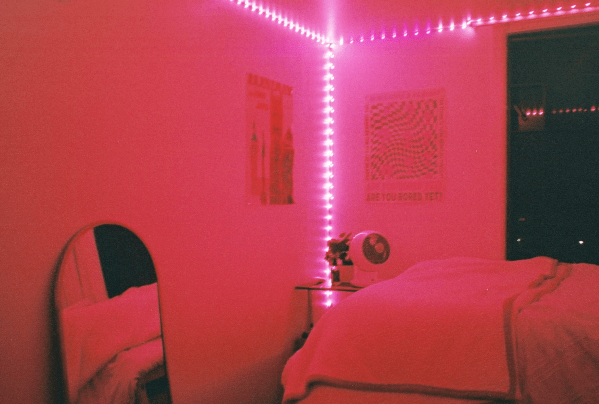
[54,223,170,404]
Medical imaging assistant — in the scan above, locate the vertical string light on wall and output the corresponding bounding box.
[323,43,335,285]
[226,0,337,290]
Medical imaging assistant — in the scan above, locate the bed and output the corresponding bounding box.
[281,256,599,404]
[55,223,169,404]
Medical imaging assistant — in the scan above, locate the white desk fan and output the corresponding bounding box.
[349,231,391,287]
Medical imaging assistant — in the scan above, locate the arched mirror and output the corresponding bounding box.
[55,223,170,404]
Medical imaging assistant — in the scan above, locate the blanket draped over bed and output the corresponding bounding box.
[60,283,163,404]
[282,257,574,403]
[515,263,599,403]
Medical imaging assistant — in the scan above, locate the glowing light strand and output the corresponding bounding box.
[324,290,333,307]
[520,105,599,116]
[343,18,472,44]
[226,0,598,304]
[473,2,598,26]
[229,0,327,43]
[551,105,598,114]
[323,44,335,280]
[339,2,598,45]
[226,0,335,284]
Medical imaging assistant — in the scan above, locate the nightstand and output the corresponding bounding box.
[293,279,362,351]
[295,279,362,326]
[295,279,363,292]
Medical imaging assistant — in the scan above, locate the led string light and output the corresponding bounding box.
[224,0,599,312]
[524,108,545,116]
[227,0,337,287]
[343,18,473,44]
[227,0,597,288]
[228,0,328,44]
[339,2,598,45]
[323,44,336,284]
[228,0,598,46]
[551,105,598,114]
[225,0,336,289]
[473,2,598,26]
[323,290,333,307]
[519,105,599,116]
[225,0,598,311]
[320,46,346,309]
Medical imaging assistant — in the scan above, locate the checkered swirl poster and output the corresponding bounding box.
[365,88,445,203]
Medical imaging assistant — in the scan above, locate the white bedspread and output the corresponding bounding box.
[515,263,599,403]
[282,257,568,403]
[60,283,162,404]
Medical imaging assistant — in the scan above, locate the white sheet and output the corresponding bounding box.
[515,263,599,404]
[77,337,164,404]
[60,283,162,404]
[282,257,566,403]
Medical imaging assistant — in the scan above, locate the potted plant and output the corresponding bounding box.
[325,233,354,283]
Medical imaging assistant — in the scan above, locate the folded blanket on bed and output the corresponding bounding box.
[282,257,568,403]
[60,283,162,404]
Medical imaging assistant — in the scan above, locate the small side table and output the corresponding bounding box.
[293,280,363,351]
[295,279,363,293]
[295,279,362,327]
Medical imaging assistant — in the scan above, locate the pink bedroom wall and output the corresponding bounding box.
[0,1,323,403]
[330,11,599,278]
[2,0,597,403]
[330,25,507,277]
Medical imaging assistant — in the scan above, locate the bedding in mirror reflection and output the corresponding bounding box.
[55,223,170,404]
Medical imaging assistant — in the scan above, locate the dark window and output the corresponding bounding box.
[507,24,599,264]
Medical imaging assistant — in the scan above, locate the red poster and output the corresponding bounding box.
[246,73,294,205]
